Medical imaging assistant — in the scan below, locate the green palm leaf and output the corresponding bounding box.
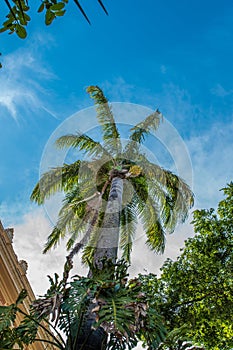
[43,177,103,253]
[120,199,138,262]
[137,156,194,229]
[56,132,111,159]
[124,109,163,160]
[31,160,82,205]
[130,109,162,143]
[86,85,122,156]
[43,202,87,253]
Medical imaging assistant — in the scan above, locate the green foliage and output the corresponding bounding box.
[0,0,108,68]
[34,259,166,350]
[129,109,162,144]
[30,160,82,205]
[31,86,194,266]
[1,0,107,33]
[86,85,122,155]
[4,179,232,350]
[0,0,30,38]
[151,183,233,349]
[0,260,167,350]
[0,289,62,349]
[157,325,206,350]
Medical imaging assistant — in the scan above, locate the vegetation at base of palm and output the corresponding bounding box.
[143,182,233,350]
[31,85,194,269]
[0,259,167,350]
[0,288,66,349]
[1,183,232,349]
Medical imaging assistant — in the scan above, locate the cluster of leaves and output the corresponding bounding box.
[38,0,68,26]
[0,259,167,350]
[0,0,107,37]
[156,325,206,350]
[149,182,233,349]
[1,183,232,349]
[0,289,63,349]
[51,259,166,349]
[0,0,30,38]
[0,289,27,349]
[0,0,108,68]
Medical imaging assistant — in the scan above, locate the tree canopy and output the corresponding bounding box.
[148,182,233,349]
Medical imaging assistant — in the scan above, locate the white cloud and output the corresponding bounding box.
[187,120,233,208]
[11,207,87,296]
[130,219,194,277]
[0,42,57,122]
[210,83,233,98]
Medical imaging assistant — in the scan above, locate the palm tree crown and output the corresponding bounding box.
[31,86,194,266]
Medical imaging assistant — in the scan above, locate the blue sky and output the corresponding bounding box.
[0,0,233,301]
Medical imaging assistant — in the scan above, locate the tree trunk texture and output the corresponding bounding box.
[74,176,123,349]
[94,176,123,266]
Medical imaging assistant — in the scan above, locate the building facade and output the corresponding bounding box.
[0,220,55,349]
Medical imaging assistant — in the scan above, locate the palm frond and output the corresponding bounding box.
[145,221,166,253]
[43,211,90,254]
[129,175,166,253]
[73,0,91,24]
[129,175,148,203]
[120,199,138,262]
[137,192,166,254]
[86,85,122,155]
[56,132,111,159]
[67,205,101,259]
[129,109,162,145]
[137,156,194,231]
[150,170,193,230]
[44,177,104,254]
[43,201,87,253]
[30,160,81,204]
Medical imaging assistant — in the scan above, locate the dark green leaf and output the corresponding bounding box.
[15,24,27,38]
[50,2,65,11]
[45,9,56,25]
[37,3,45,13]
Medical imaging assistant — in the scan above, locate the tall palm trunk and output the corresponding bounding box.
[74,176,124,350]
[94,176,124,266]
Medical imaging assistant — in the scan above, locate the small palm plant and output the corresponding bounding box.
[30,86,194,349]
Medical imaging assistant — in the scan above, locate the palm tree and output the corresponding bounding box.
[31,85,194,349]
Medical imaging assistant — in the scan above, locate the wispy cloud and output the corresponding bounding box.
[0,39,57,122]
[102,77,136,101]
[211,83,233,98]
